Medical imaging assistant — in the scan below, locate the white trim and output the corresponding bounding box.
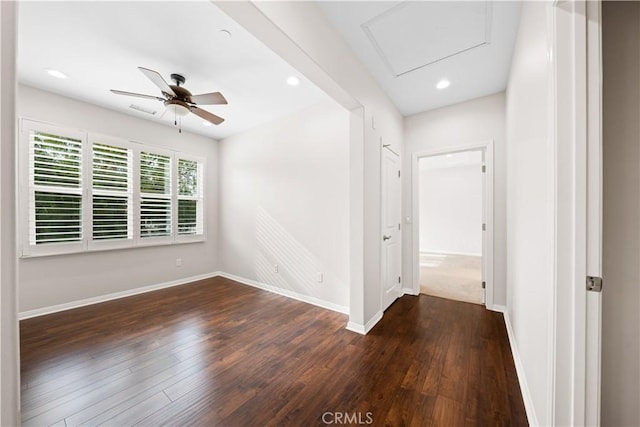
[584,1,603,425]
[348,107,366,332]
[502,308,539,427]
[411,141,494,308]
[18,271,220,320]
[419,249,483,258]
[19,271,351,323]
[346,310,383,335]
[402,287,418,296]
[488,303,506,313]
[216,271,349,315]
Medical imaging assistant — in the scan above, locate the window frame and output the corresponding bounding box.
[20,120,87,257]
[87,134,135,252]
[137,146,174,247]
[175,153,206,244]
[19,119,206,258]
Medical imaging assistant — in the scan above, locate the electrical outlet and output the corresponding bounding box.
[274,264,279,273]
[176,258,182,267]
[316,272,323,283]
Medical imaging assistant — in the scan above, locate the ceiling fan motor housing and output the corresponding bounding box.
[170,73,186,86]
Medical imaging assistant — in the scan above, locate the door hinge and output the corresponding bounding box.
[398,170,401,178]
[586,276,603,292]
[482,165,486,173]
[482,281,486,289]
[398,223,401,230]
[398,276,401,283]
[482,223,486,231]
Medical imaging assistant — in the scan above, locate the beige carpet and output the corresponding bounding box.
[419,252,483,305]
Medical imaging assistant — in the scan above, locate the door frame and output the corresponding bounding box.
[411,140,494,308]
[551,0,602,425]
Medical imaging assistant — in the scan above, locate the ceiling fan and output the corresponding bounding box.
[111,67,227,129]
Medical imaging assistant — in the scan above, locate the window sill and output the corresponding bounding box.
[20,236,206,259]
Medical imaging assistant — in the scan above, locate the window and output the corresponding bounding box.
[140,151,172,240]
[25,125,85,255]
[92,141,132,243]
[20,119,206,257]
[177,158,204,236]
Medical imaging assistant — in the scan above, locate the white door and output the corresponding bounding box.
[381,147,401,311]
[557,0,603,423]
[585,1,603,424]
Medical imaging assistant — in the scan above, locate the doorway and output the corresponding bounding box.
[414,147,490,305]
[381,145,402,311]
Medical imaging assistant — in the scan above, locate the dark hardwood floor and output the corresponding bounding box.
[20,277,528,426]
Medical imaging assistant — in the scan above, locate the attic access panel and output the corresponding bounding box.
[362,1,492,77]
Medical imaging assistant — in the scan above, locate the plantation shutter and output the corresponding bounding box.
[140,151,172,238]
[177,158,204,236]
[29,130,83,246]
[92,142,132,241]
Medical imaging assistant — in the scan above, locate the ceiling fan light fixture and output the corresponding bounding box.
[202,121,213,127]
[165,101,190,117]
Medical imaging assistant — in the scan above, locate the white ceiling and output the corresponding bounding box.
[317,1,522,116]
[17,1,331,139]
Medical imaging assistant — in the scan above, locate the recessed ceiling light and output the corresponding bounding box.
[219,29,232,38]
[46,69,67,79]
[436,79,450,90]
[202,121,213,127]
[287,76,300,86]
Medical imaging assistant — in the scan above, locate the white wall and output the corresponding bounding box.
[0,2,20,424]
[17,85,219,313]
[403,92,506,303]
[505,2,553,425]
[601,2,640,425]
[216,1,404,331]
[419,154,483,256]
[218,100,350,311]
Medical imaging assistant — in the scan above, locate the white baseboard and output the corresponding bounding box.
[216,271,349,315]
[346,310,383,335]
[402,287,419,296]
[502,308,539,426]
[19,271,350,321]
[488,303,507,313]
[19,271,220,320]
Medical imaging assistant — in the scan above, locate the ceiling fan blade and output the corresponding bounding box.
[110,89,165,102]
[138,67,176,97]
[189,91,227,105]
[190,106,224,125]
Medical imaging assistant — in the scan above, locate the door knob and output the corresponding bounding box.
[383,235,392,241]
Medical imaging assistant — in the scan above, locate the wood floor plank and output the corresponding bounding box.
[98,391,171,427]
[20,277,528,426]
